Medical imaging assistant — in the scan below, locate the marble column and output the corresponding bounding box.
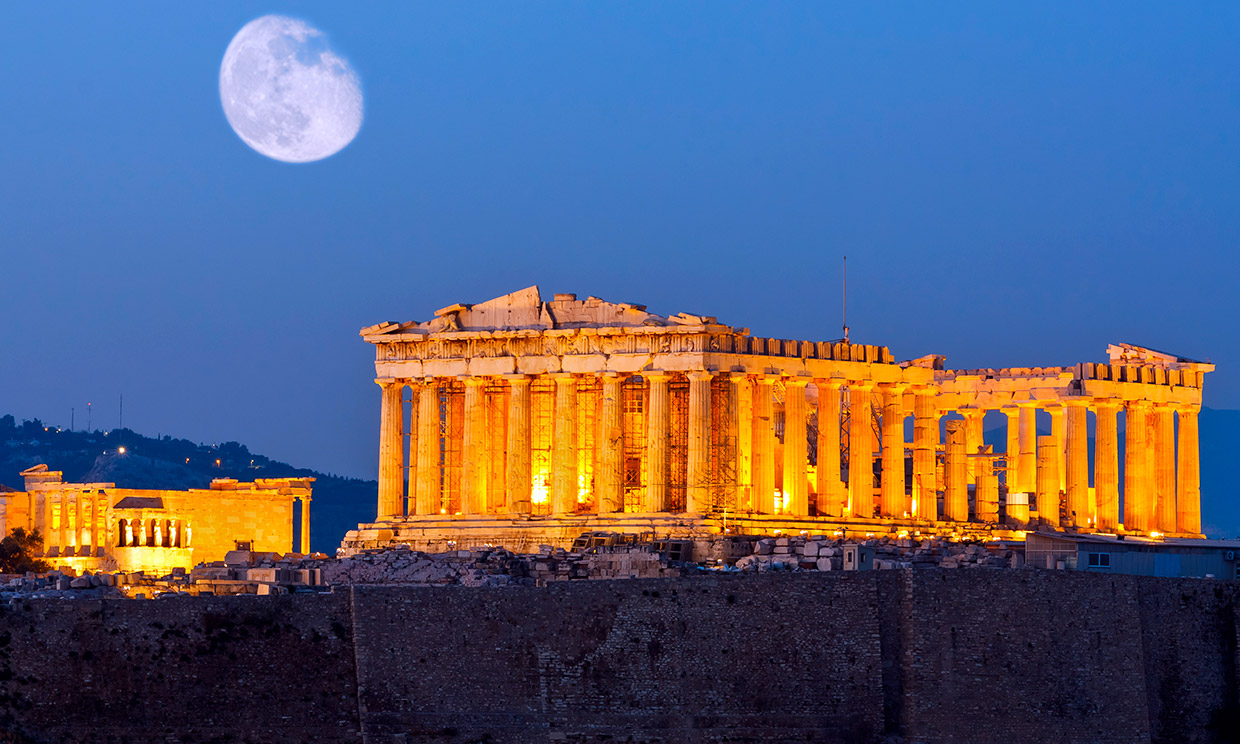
[1123,401,1149,531]
[645,373,671,512]
[976,449,999,522]
[1003,407,1021,496]
[1018,405,1037,494]
[376,380,405,520]
[299,496,311,553]
[782,378,809,517]
[552,374,578,515]
[1154,406,1177,533]
[505,376,532,515]
[1064,401,1090,527]
[1095,402,1120,531]
[912,390,938,521]
[596,373,624,513]
[1176,406,1201,534]
[961,408,984,485]
[816,380,844,516]
[944,420,968,521]
[736,376,754,511]
[1035,435,1060,527]
[461,379,487,515]
[879,384,905,518]
[58,492,67,552]
[93,491,105,556]
[73,492,84,552]
[1049,405,1067,494]
[686,371,713,514]
[415,381,441,516]
[752,377,776,514]
[849,383,874,518]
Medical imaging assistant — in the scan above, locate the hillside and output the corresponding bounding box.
[0,415,374,554]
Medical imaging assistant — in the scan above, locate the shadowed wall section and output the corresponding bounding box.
[0,573,1237,743]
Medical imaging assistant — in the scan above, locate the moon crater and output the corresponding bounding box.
[220,15,363,163]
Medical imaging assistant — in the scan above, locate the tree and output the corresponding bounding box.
[0,528,49,574]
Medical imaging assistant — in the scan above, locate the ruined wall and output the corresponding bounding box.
[162,489,296,563]
[0,573,1237,744]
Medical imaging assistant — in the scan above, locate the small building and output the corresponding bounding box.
[0,464,312,574]
[1025,531,1240,579]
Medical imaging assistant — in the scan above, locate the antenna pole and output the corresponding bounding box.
[87,402,92,433]
[842,255,850,344]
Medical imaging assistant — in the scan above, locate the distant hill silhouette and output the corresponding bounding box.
[2,406,1235,548]
[0,414,374,553]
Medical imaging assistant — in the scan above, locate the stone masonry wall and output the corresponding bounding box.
[0,572,1237,743]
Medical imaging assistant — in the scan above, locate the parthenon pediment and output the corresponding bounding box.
[361,286,737,337]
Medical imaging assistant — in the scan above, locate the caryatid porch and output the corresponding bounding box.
[349,288,1211,552]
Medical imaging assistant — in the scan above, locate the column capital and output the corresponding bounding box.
[784,376,810,388]
[849,380,876,391]
[375,378,403,389]
[686,370,715,382]
[643,370,672,382]
[550,372,577,383]
[814,377,846,389]
[462,377,488,388]
[599,370,625,381]
[1093,398,1122,411]
[502,373,532,384]
[1171,402,1201,415]
[1063,397,1092,408]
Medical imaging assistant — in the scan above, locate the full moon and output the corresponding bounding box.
[219,15,363,163]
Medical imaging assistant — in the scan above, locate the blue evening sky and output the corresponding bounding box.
[1,3,1236,480]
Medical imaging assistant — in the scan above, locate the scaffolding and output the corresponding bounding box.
[621,376,647,511]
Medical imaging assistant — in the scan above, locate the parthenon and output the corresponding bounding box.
[343,286,1211,551]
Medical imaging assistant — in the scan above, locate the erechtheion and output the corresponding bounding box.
[342,286,1210,552]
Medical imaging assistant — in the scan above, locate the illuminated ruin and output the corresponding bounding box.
[0,465,312,573]
[342,286,1210,551]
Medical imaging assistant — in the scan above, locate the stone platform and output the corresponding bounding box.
[340,512,1034,555]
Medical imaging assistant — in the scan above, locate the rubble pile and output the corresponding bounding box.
[735,535,1020,572]
[0,570,123,601]
[313,544,684,587]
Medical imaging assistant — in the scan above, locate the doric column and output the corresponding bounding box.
[461,378,487,515]
[737,376,754,510]
[1095,402,1120,530]
[1035,435,1060,527]
[504,376,532,515]
[724,373,743,512]
[415,381,441,516]
[943,420,968,521]
[551,374,578,515]
[912,389,938,521]
[1002,407,1021,496]
[645,372,671,512]
[1047,405,1066,495]
[1154,406,1176,533]
[752,377,776,513]
[961,407,984,485]
[686,371,713,514]
[848,383,875,518]
[1176,406,1201,534]
[596,373,624,513]
[815,379,844,516]
[1018,404,1037,493]
[93,491,105,555]
[782,377,810,517]
[976,449,999,522]
[376,380,405,520]
[299,496,311,553]
[1124,401,1150,531]
[879,384,905,518]
[1064,401,1090,527]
